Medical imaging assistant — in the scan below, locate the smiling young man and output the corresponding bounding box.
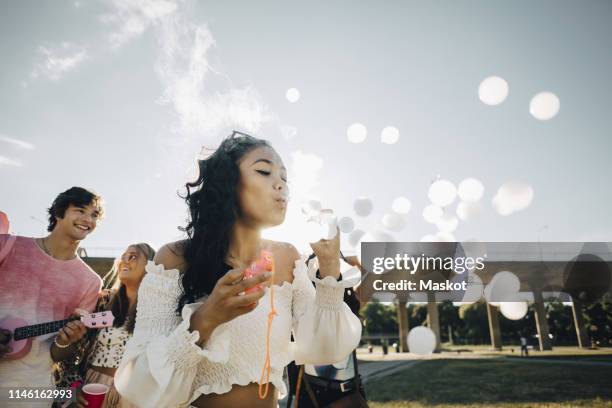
[0,187,104,407]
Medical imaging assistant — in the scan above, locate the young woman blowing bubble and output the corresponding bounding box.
[114,131,362,408]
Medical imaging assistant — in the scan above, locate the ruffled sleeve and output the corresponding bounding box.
[291,254,363,365]
[114,261,230,408]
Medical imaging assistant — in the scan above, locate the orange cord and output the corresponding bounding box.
[294,365,304,408]
[258,257,277,400]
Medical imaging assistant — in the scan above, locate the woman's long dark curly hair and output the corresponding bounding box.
[177,131,271,312]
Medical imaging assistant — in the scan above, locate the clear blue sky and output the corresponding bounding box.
[1,0,611,257]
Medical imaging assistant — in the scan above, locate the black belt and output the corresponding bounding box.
[303,373,355,393]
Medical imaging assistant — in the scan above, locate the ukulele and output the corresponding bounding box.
[0,311,115,360]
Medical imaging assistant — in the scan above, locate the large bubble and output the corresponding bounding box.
[456,201,482,221]
[353,197,374,217]
[286,88,301,103]
[435,213,458,233]
[500,301,528,320]
[348,229,366,247]
[338,216,355,234]
[492,181,534,216]
[392,196,412,214]
[458,178,484,202]
[407,326,437,355]
[479,76,509,106]
[347,123,367,143]
[382,213,406,232]
[530,92,560,120]
[423,204,443,224]
[428,179,457,207]
[381,126,400,145]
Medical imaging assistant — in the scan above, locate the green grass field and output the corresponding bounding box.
[365,358,612,408]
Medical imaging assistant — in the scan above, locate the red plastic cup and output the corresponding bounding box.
[82,383,109,408]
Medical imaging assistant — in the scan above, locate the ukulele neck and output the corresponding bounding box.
[13,317,78,341]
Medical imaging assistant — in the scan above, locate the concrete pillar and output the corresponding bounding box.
[426,292,441,352]
[533,291,553,351]
[571,299,590,349]
[396,300,409,352]
[486,303,502,351]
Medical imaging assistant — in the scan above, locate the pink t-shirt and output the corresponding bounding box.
[0,234,102,406]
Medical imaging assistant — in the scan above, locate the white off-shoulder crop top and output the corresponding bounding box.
[114,253,362,408]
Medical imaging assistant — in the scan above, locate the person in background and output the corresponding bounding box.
[520,335,529,357]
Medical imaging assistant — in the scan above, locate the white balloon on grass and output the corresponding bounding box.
[380,126,400,145]
[286,88,301,103]
[500,301,528,320]
[458,178,484,202]
[428,179,457,207]
[456,201,483,221]
[423,204,443,224]
[338,216,355,234]
[392,197,411,214]
[382,213,406,232]
[435,213,459,233]
[353,197,373,217]
[347,123,367,144]
[407,326,437,355]
[479,76,509,106]
[530,92,560,120]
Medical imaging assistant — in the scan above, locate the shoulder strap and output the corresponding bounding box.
[0,235,16,265]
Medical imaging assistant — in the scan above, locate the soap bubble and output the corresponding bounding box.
[479,76,509,106]
[492,181,534,216]
[500,301,528,320]
[484,271,521,306]
[456,201,482,221]
[353,197,373,217]
[423,204,443,224]
[458,178,484,202]
[392,197,411,214]
[347,123,367,143]
[435,213,458,233]
[286,88,301,103]
[407,326,437,355]
[434,231,456,242]
[338,216,355,233]
[428,179,457,207]
[382,213,406,232]
[301,199,322,218]
[530,92,560,120]
[348,229,365,247]
[381,126,400,145]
